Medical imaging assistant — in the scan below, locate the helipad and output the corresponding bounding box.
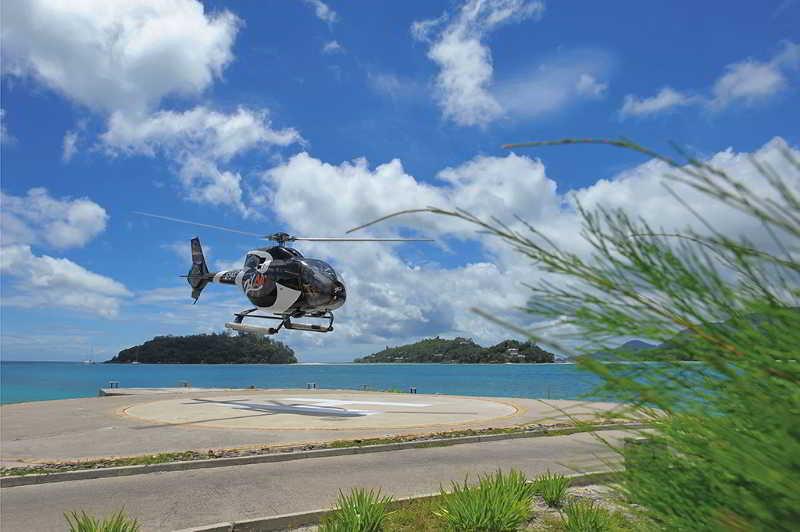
[1,389,622,464]
[123,391,518,430]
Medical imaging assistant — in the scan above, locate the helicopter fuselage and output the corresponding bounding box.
[210,245,346,316]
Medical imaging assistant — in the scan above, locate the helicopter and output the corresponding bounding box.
[136,212,433,335]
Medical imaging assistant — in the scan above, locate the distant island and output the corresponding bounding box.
[354,337,555,364]
[584,339,662,361]
[581,310,799,361]
[106,333,297,364]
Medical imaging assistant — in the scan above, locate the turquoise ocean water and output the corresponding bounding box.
[0,361,602,405]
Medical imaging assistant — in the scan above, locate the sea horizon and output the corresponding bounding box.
[1,360,596,405]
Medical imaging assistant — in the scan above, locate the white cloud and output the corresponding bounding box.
[1,0,239,114]
[2,0,304,215]
[0,185,126,320]
[263,153,448,235]
[255,137,799,354]
[159,240,214,265]
[619,41,799,117]
[494,50,612,120]
[322,40,344,54]
[258,150,568,350]
[0,108,13,144]
[102,107,303,214]
[62,130,79,162]
[366,72,423,101]
[711,62,785,110]
[412,0,545,126]
[302,0,337,24]
[103,107,301,161]
[567,137,800,263]
[0,245,131,317]
[0,188,108,249]
[619,87,696,118]
[136,286,192,304]
[575,74,608,98]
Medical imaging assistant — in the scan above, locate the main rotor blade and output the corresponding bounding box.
[134,212,264,238]
[292,237,435,242]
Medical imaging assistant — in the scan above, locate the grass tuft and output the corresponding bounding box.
[435,469,536,531]
[562,499,628,532]
[319,487,393,532]
[64,509,140,532]
[533,471,571,507]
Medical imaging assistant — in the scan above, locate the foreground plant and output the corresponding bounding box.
[320,487,393,532]
[65,510,139,532]
[435,469,536,531]
[562,499,627,532]
[351,138,800,530]
[533,471,570,507]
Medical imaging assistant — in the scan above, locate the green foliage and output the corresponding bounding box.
[353,137,800,530]
[561,499,627,532]
[533,471,570,507]
[107,332,296,364]
[355,336,554,363]
[435,469,536,531]
[320,488,393,532]
[65,510,140,532]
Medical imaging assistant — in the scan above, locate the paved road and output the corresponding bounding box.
[0,430,628,532]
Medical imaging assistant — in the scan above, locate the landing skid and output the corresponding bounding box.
[224,308,334,335]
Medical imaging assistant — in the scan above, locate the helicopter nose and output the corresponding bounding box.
[329,281,346,309]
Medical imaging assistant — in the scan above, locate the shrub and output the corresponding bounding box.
[64,510,140,532]
[435,469,536,531]
[562,499,625,532]
[533,471,571,507]
[320,488,393,532]
[352,137,800,530]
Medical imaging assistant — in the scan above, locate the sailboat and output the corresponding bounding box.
[82,346,96,364]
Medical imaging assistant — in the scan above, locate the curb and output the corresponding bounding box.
[172,470,621,532]
[1,424,646,488]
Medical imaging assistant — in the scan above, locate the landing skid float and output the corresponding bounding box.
[225,308,335,335]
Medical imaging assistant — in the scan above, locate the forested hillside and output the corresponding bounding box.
[107,333,297,364]
[354,337,555,363]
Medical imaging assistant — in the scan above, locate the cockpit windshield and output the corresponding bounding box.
[302,259,339,282]
[244,254,263,269]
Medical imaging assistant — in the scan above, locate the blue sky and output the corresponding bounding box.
[2,0,799,362]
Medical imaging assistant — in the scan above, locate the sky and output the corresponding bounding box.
[1,0,799,362]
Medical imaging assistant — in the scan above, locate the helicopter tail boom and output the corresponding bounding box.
[187,237,215,302]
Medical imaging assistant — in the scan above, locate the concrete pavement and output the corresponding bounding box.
[0,429,628,532]
[1,390,621,465]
